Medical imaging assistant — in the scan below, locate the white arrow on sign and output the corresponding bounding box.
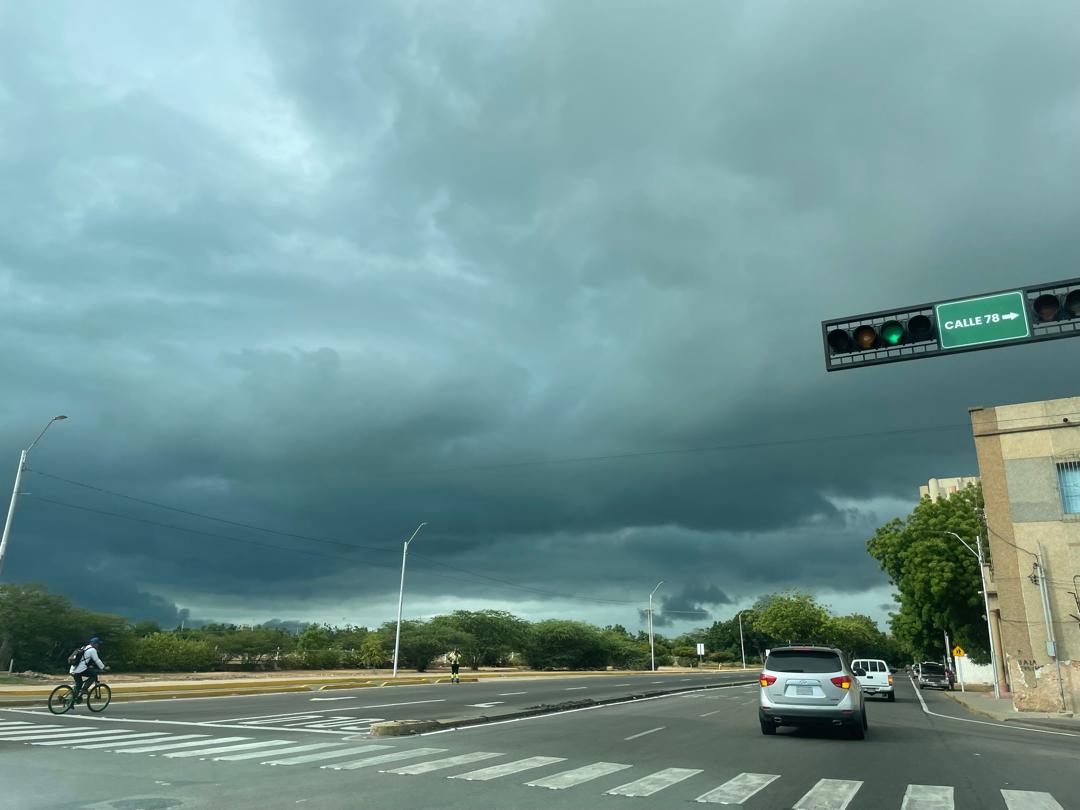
[1002,312,1020,320]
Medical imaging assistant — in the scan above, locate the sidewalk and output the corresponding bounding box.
[944,689,1079,732]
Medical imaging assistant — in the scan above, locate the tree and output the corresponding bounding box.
[377,620,453,672]
[358,634,388,668]
[521,620,608,670]
[866,483,990,663]
[752,592,829,646]
[434,610,528,670]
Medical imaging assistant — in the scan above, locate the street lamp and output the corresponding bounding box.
[736,610,748,670]
[648,581,664,672]
[391,522,427,678]
[942,530,1001,700]
[0,415,68,578]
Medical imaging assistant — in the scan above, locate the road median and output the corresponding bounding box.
[370,678,757,736]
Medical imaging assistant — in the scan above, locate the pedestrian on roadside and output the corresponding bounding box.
[448,648,461,684]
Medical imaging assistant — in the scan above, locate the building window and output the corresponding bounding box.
[1058,460,1080,514]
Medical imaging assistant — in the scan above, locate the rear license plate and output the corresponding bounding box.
[797,686,814,696]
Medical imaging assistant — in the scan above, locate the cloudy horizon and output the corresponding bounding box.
[3,0,1078,635]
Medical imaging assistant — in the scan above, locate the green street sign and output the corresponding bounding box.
[935,290,1029,350]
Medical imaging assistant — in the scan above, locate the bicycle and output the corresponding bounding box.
[48,679,112,715]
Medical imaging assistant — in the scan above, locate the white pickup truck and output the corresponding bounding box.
[851,658,895,701]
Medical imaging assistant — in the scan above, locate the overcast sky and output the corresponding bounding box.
[2,1,1078,635]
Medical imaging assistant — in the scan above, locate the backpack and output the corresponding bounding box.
[67,646,88,667]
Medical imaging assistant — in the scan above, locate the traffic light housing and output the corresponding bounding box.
[822,277,1080,371]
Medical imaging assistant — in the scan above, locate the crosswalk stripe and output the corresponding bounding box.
[72,733,172,749]
[794,779,864,810]
[323,747,448,771]
[606,768,704,797]
[164,739,295,759]
[214,742,342,762]
[111,735,222,753]
[0,728,105,741]
[263,745,390,765]
[696,773,781,804]
[384,751,504,775]
[1001,790,1065,810]
[0,722,32,728]
[901,785,954,809]
[450,756,566,782]
[31,730,142,746]
[526,762,632,790]
[0,725,92,736]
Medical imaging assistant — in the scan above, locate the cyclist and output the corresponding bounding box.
[70,637,106,703]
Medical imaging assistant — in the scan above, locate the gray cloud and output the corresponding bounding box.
[2,1,1079,633]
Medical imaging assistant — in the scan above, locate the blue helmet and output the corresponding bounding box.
[89,636,101,645]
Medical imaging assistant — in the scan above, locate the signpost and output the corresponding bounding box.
[696,642,705,667]
[951,646,966,693]
[935,291,1029,350]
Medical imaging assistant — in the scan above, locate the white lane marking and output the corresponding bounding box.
[908,677,1080,738]
[215,742,341,761]
[467,702,505,709]
[310,697,357,702]
[794,778,863,810]
[526,762,632,790]
[31,730,144,746]
[624,726,665,741]
[0,729,109,742]
[1001,790,1065,810]
[564,687,588,691]
[682,678,694,681]
[0,725,95,736]
[696,772,780,804]
[613,683,633,687]
[324,747,447,770]
[450,756,566,781]
[264,744,390,765]
[113,735,229,753]
[652,681,664,684]
[419,682,758,737]
[208,700,445,724]
[497,692,528,696]
[0,721,32,727]
[72,733,172,749]
[607,767,703,797]
[165,739,293,759]
[901,785,955,810]
[383,751,503,775]
[700,710,722,718]
[241,714,324,726]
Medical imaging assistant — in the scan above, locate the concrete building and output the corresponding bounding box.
[919,476,980,501]
[971,395,1080,714]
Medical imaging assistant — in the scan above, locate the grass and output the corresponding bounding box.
[0,675,52,685]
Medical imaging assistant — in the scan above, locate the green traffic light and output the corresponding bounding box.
[881,321,904,345]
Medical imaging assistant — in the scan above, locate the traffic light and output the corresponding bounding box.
[823,277,1080,371]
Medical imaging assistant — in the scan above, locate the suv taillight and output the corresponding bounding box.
[888,674,894,685]
[830,675,852,689]
[759,674,777,687]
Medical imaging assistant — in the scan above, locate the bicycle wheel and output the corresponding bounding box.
[48,684,75,715]
[86,683,112,713]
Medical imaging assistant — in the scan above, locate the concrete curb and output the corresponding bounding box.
[942,691,1079,732]
[370,679,757,737]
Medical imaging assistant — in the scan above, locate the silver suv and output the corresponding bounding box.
[758,645,867,739]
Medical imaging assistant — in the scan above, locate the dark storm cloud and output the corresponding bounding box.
[2,1,1079,629]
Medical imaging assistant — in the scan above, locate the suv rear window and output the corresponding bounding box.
[765,650,842,673]
[921,663,944,674]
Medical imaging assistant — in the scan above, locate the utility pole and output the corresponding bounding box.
[1034,547,1068,712]
[943,531,1001,699]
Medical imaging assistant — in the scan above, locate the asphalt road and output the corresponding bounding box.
[2,677,1077,809]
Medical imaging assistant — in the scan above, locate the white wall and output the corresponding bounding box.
[956,656,994,685]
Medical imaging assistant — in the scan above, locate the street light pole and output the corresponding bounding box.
[648,581,664,672]
[0,415,68,578]
[737,610,747,670]
[391,522,427,678]
[943,531,1001,700]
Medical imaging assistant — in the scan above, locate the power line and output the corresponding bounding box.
[26,495,638,607]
